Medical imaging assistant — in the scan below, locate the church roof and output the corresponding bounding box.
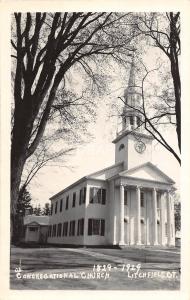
[118,162,175,185]
[50,162,124,200]
[24,215,49,226]
[87,162,124,180]
[50,160,175,201]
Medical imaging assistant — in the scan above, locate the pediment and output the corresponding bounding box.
[119,162,175,184]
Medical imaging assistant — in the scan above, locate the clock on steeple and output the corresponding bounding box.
[112,52,154,170]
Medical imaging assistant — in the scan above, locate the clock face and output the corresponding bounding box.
[135,141,146,153]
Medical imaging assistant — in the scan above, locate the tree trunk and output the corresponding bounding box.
[11,148,27,242]
[169,12,181,153]
[11,105,32,242]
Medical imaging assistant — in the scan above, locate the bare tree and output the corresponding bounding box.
[134,12,180,152]
[11,12,134,237]
[118,62,180,164]
[20,142,75,192]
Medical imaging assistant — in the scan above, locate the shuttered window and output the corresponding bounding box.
[69,220,75,236]
[88,219,105,236]
[79,187,86,205]
[77,218,84,236]
[62,222,68,237]
[90,188,106,205]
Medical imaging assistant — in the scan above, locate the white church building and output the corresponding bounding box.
[47,58,176,247]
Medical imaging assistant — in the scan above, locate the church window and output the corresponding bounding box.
[90,188,106,204]
[88,219,105,236]
[77,218,84,236]
[119,144,125,151]
[69,220,75,236]
[140,192,144,207]
[79,187,86,205]
[65,196,69,210]
[124,190,128,205]
[62,222,68,236]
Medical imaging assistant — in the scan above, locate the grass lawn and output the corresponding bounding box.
[10,246,180,290]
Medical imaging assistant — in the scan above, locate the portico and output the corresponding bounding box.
[115,176,174,247]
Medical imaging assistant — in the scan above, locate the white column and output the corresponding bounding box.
[160,192,165,245]
[113,216,117,245]
[110,181,117,245]
[152,188,158,245]
[146,218,150,245]
[146,193,150,245]
[167,191,172,246]
[119,184,125,246]
[126,188,130,245]
[136,186,141,245]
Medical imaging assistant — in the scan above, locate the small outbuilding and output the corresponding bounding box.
[24,215,49,244]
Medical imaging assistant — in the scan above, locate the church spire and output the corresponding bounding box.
[124,51,141,108]
[126,51,136,95]
[120,51,142,132]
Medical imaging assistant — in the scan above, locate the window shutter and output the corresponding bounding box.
[101,219,105,236]
[73,193,76,207]
[90,187,94,203]
[60,199,63,212]
[73,221,75,236]
[66,222,68,236]
[88,219,92,235]
[79,189,82,205]
[102,189,106,205]
[83,187,86,204]
[82,218,84,235]
[97,189,101,203]
[77,220,80,236]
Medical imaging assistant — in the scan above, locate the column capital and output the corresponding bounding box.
[135,185,141,191]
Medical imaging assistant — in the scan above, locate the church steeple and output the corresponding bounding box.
[112,52,153,170]
[121,52,142,133]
